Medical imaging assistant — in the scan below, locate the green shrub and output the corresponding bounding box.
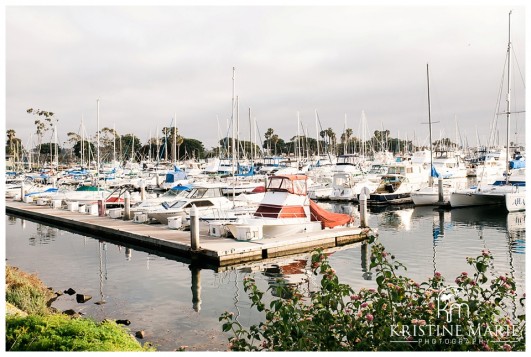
[6,314,154,351]
[220,236,526,351]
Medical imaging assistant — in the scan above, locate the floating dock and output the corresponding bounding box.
[5,200,373,268]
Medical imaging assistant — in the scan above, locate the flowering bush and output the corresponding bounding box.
[219,236,525,351]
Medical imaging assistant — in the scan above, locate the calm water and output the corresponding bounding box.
[5,203,526,351]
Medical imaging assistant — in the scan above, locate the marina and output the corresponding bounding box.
[5,6,526,352]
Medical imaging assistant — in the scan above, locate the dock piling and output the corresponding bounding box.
[140,180,146,201]
[438,177,444,203]
[359,192,368,228]
[190,205,200,250]
[123,191,131,220]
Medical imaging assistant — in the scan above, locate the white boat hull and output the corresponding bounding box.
[226,218,322,239]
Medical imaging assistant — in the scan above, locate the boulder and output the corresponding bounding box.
[76,294,92,303]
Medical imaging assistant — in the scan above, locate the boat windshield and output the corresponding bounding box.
[267,176,307,195]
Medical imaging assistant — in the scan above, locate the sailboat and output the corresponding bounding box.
[449,11,525,212]
[411,64,455,206]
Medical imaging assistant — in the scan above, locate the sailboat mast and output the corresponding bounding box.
[113,123,116,164]
[505,10,512,184]
[96,99,100,186]
[231,67,236,175]
[427,64,434,187]
[173,114,177,166]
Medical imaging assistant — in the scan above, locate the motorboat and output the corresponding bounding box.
[146,182,255,225]
[224,175,354,240]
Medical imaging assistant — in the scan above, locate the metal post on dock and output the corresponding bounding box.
[359,191,368,228]
[438,177,444,203]
[123,191,131,220]
[190,204,200,250]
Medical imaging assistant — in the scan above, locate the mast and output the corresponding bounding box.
[173,114,177,166]
[96,99,100,185]
[148,129,152,163]
[231,67,236,175]
[248,108,253,162]
[505,10,512,184]
[297,111,301,160]
[315,109,320,158]
[427,64,434,187]
[54,124,58,168]
[113,123,116,164]
[81,115,85,168]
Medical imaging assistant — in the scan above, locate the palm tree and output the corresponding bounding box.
[176,135,184,162]
[265,128,274,154]
[272,134,279,155]
[326,128,336,155]
[345,128,353,154]
[6,129,16,155]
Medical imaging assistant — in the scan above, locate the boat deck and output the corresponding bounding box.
[5,200,372,268]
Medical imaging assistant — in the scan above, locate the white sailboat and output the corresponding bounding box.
[450,11,525,212]
[412,64,456,206]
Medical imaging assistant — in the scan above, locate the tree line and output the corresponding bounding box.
[5,108,460,168]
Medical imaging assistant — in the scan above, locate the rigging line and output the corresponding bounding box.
[510,46,526,89]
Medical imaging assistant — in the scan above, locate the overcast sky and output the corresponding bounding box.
[5,2,527,152]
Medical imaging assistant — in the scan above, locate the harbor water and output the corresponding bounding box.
[5,203,526,351]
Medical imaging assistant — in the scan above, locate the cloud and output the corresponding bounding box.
[6,5,526,152]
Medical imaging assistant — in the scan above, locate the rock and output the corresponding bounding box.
[76,294,92,303]
[94,300,106,305]
[63,309,77,316]
[116,319,131,326]
[135,330,145,339]
[64,288,76,295]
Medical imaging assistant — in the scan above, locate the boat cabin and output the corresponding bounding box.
[254,175,308,218]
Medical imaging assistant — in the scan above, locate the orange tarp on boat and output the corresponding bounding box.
[309,199,354,229]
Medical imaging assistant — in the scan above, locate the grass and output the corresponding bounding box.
[5,265,155,352]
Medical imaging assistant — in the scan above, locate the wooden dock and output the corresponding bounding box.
[5,200,373,268]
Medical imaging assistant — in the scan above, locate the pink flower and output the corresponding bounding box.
[499,275,507,282]
[366,313,374,322]
[461,272,468,276]
[503,344,512,351]
[361,302,368,308]
[350,294,360,301]
[469,281,476,286]
[434,272,442,278]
